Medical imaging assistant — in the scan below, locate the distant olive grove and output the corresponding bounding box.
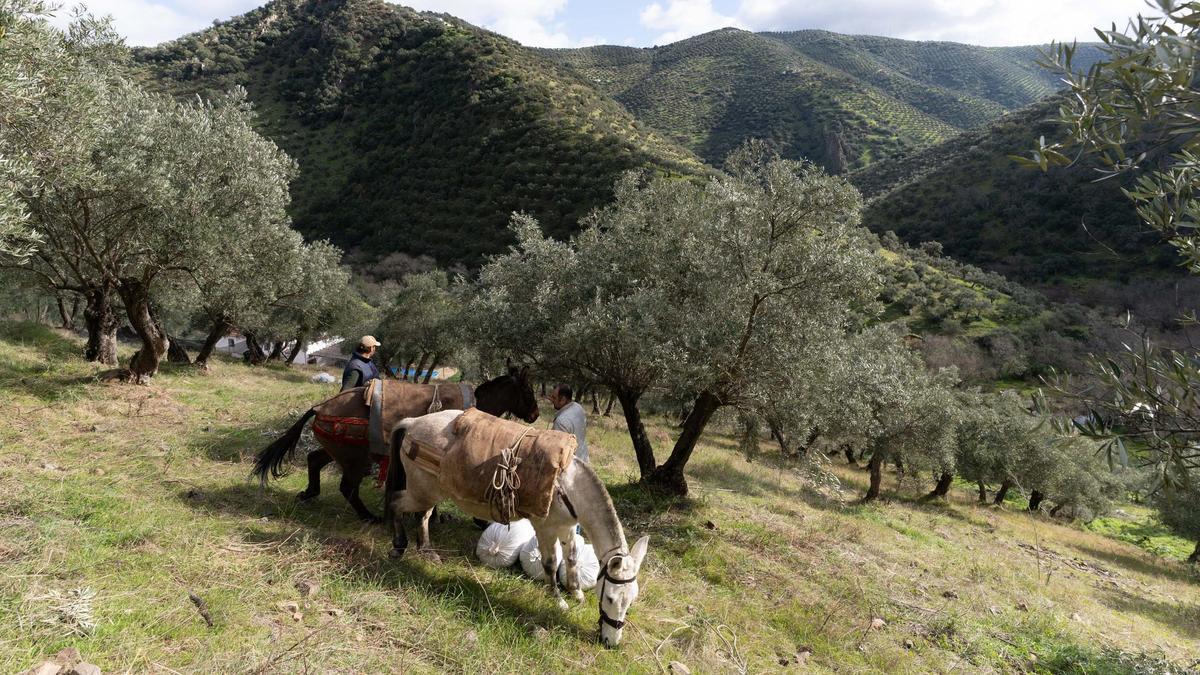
[0,1,359,381]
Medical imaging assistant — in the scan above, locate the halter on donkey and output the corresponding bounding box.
[387,409,650,647]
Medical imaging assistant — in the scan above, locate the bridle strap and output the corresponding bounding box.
[597,556,637,631]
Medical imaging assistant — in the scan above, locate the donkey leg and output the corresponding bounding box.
[415,509,440,563]
[389,491,438,559]
[297,450,332,501]
[538,534,568,611]
[339,459,380,523]
[562,530,585,604]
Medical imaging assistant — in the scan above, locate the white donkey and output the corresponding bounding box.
[386,409,649,648]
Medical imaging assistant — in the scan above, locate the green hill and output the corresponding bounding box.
[134,0,705,266]
[541,30,1104,172]
[849,99,1176,285]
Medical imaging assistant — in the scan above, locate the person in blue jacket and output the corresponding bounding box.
[340,335,382,391]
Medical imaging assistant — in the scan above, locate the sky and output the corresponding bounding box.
[50,0,1144,49]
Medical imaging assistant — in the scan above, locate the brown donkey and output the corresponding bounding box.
[253,366,540,521]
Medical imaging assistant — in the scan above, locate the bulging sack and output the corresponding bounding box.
[557,534,600,591]
[518,533,600,590]
[476,519,535,568]
[518,535,557,580]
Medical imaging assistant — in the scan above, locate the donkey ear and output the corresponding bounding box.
[506,356,514,371]
[518,365,530,381]
[629,535,650,569]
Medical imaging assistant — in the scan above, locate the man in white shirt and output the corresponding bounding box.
[549,384,588,463]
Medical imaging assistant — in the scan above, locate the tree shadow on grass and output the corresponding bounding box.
[1065,541,1197,585]
[179,481,597,641]
[1097,586,1200,642]
[186,416,299,464]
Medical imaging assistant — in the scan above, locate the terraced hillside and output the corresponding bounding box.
[542,30,1104,171]
[849,99,1173,286]
[134,0,705,265]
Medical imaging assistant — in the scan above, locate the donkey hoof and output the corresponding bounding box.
[557,598,570,611]
[389,546,407,559]
[296,491,317,502]
[418,549,441,564]
[572,589,585,604]
[362,514,383,524]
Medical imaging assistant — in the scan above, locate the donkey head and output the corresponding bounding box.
[474,363,540,423]
[598,535,650,648]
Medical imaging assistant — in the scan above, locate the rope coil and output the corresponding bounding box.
[428,383,443,413]
[486,427,532,523]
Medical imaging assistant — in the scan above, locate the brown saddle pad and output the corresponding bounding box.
[313,381,470,448]
[438,408,576,521]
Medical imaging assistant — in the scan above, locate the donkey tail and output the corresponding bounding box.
[384,422,410,524]
[252,408,317,484]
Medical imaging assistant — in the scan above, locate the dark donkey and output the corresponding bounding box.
[253,366,540,521]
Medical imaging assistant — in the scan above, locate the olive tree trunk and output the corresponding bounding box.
[119,280,169,383]
[923,472,954,501]
[423,353,444,383]
[648,390,722,496]
[616,387,657,479]
[1189,541,1199,564]
[83,287,119,366]
[286,335,304,364]
[977,481,988,503]
[863,443,887,502]
[1028,490,1045,512]
[993,480,1013,505]
[195,318,230,368]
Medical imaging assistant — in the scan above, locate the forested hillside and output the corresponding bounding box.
[134,0,704,265]
[542,30,1104,171]
[850,99,1174,285]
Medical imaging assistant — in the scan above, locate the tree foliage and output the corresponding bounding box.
[470,142,883,493]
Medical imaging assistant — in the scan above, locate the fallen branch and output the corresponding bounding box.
[188,591,214,628]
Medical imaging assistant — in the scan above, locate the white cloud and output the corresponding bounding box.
[640,0,743,45]
[47,0,241,46]
[733,0,1138,46]
[401,0,594,47]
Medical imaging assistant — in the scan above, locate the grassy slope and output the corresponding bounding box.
[1,323,1197,673]
[541,31,1105,172]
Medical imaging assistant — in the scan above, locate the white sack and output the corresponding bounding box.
[476,519,535,568]
[518,535,558,580]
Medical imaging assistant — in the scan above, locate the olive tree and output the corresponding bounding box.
[0,3,127,359]
[375,270,461,381]
[470,142,881,494]
[1028,1,1200,558]
[14,80,295,381]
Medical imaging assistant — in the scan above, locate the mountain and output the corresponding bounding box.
[848,98,1178,286]
[134,0,705,266]
[541,30,1105,172]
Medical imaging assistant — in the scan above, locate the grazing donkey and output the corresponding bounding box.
[387,409,650,648]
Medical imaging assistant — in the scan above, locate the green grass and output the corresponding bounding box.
[1,322,1197,672]
[1086,507,1197,562]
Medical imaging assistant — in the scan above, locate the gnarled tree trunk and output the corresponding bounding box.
[924,471,954,501]
[648,390,722,496]
[1028,490,1045,512]
[616,387,656,479]
[977,481,988,503]
[286,335,304,365]
[863,443,887,502]
[412,352,430,384]
[243,332,267,365]
[423,353,443,383]
[993,480,1013,505]
[167,334,191,364]
[119,280,169,383]
[267,340,284,361]
[195,318,230,369]
[83,287,119,366]
[1189,540,1199,564]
